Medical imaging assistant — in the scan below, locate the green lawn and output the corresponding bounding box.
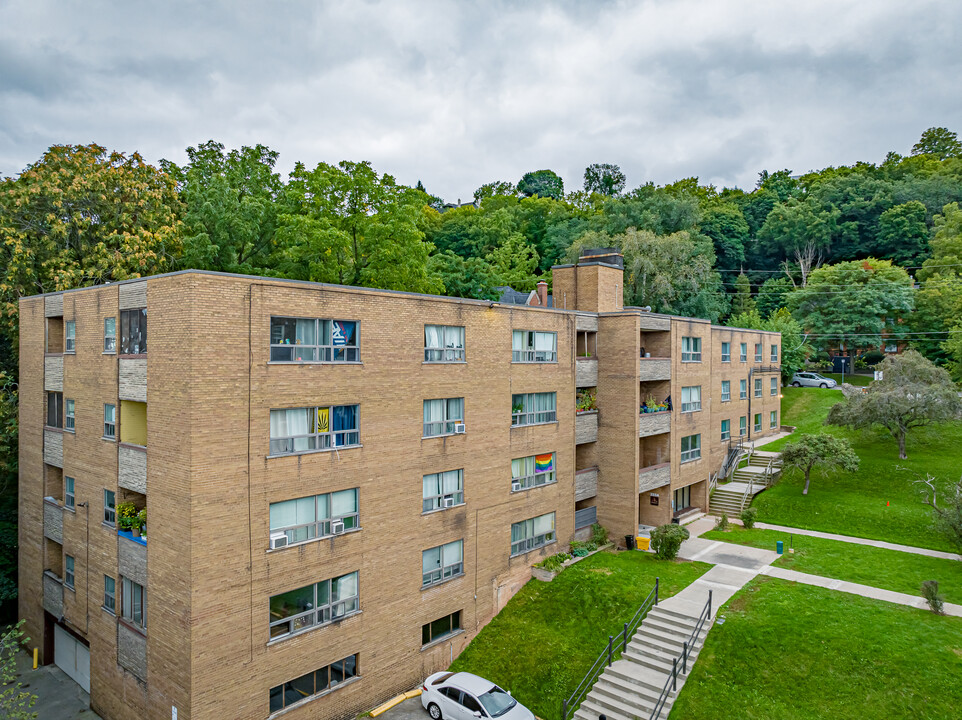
[670,577,962,720]
[703,526,962,604]
[753,386,962,552]
[449,551,710,719]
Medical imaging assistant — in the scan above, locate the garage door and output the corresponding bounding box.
[54,624,90,693]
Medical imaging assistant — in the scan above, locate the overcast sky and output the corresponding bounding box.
[1,0,960,200]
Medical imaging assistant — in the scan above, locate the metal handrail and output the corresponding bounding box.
[561,579,659,720]
[648,591,713,720]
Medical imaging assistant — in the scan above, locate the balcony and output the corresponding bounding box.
[638,462,671,493]
[118,530,147,586]
[575,466,599,501]
[43,428,63,468]
[119,358,147,401]
[42,570,64,617]
[44,355,63,392]
[575,411,598,445]
[43,497,63,544]
[118,444,147,494]
[639,358,671,382]
[639,315,670,332]
[638,410,670,438]
[576,357,598,387]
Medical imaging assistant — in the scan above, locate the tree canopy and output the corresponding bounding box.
[912,127,962,160]
[780,434,860,495]
[583,163,626,196]
[517,169,564,200]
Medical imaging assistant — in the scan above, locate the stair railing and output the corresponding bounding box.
[648,590,713,720]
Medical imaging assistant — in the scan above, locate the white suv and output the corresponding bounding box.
[790,372,837,388]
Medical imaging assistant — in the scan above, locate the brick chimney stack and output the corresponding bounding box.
[536,280,548,307]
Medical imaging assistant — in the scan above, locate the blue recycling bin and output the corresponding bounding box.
[776,540,784,554]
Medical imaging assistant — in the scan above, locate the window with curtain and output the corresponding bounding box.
[739,416,747,436]
[771,377,778,395]
[422,540,463,587]
[681,337,701,362]
[754,343,763,362]
[104,317,116,352]
[512,330,557,362]
[771,344,779,362]
[269,488,359,545]
[65,555,75,589]
[104,404,116,438]
[424,325,465,362]
[269,571,360,640]
[681,434,701,462]
[65,321,76,353]
[104,575,116,614]
[754,378,762,398]
[770,410,778,428]
[120,308,147,354]
[740,342,747,362]
[65,477,75,509]
[269,655,358,713]
[721,342,731,362]
[511,392,556,426]
[511,453,556,490]
[721,380,730,402]
[422,470,464,512]
[65,399,75,431]
[510,512,555,556]
[423,398,464,437]
[269,405,360,455]
[46,392,63,428]
[122,576,145,628]
[681,386,702,412]
[270,317,359,363]
[739,379,747,400]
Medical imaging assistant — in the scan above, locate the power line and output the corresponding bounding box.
[718,262,962,273]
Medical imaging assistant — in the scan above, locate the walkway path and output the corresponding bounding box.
[754,521,961,560]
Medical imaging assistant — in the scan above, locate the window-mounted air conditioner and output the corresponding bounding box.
[443,497,455,508]
[331,520,345,535]
[269,532,288,550]
[454,423,466,434]
[511,481,522,492]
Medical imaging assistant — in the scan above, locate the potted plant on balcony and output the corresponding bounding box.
[117,501,137,533]
[576,389,597,414]
[133,508,147,539]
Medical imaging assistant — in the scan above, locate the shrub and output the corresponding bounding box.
[740,507,758,529]
[714,513,730,531]
[862,350,885,367]
[116,501,137,531]
[569,540,597,557]
[590,523,609,546]
[921,580,945,615]
[650,524,690,560]
[535,552,571,572]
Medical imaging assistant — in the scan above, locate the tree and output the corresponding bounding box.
[911,127,962,160]
[875,201,930,266]
[756,197,839,268]
[731,273,755,316]
[756,277,793,317]
[726,307,810,380]
[912,203,962,363]
[0,372,17,605]
[485,233,540,292]
[827,350,962,458]
[650,524,690,560]
[0,622,37,718]
[427,251,501,300]
[699,202,748,272]
[780,434,860,495]
[915,473,962,553]
[583,163,626,196]
[473,180,517,204]
[517,170,564,200]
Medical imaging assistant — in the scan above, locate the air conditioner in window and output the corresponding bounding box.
[443,497,455,508]
[269,532,288,550]
[454,423,466,434]
[331,520,345,535]
[511,481,522,492]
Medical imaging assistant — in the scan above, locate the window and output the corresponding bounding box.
[424,325,465,362]
[422,540,463,587]
[422,611,462,646]
[739,416,747,436]
[423,398,464,437]
[770,410,778,429]
[681,337,701,362]
[269,489,359,545]
[754,343,763,362]
[673,485,692,512]
[269,571,359,640]
[121,576,145,629]
[721,419,730,441]
[64,399,75,431]
[104,404,116,439]
[65,555,75,589]
[511,392,557,426]
[680,386,702,413]
[104,575,116,614]
[65,477,75,510]
[65,321,76,353]
[512,330,557,362]
[269,405,360,455]
[46,392,63,428]
[739,379,747,400]
[721,380,731,403]
[270,317,359,363]
[771,344,778,363]
[511,453,556,491]
[681,434,701,463]
[104,489,116,525]
[104,317,116,353]
[269,655,357,714]
[423,470,464,512]
[771,377,778,396]
[754,378,762,398]
[740,343,747,362]
[119,308,147,355]
[721,342,731,362]
[510,512,555,556]
[754,413,762,432]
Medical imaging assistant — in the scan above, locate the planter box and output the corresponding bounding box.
[532,542,614,582]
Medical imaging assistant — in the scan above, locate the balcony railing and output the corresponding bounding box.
[638,462,671,493]
[575,411,598,444]
[639,357,671,382]
[639,410,671,438]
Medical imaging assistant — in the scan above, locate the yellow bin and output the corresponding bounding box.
[636,536,650,551]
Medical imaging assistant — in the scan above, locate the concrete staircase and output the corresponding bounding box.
[573,605,710,720]
[707,485,744,516]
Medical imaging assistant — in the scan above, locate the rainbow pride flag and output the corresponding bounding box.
[535,453,554,473]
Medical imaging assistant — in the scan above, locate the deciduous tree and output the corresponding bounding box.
[518,170,564,200]
[911,127,962,160]
[0,622,37,718]
[875,200,930,266]
[781,434,860,495]
[583,163,626,196]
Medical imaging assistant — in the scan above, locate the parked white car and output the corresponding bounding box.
[790,372,837,388]
[421,671,534,720]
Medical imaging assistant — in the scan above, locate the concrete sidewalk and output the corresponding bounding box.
[754,522,961,561]
[13,650,100,719]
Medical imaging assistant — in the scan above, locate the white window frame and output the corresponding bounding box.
[104,403,116,439]
[424,325,465,362]
[269,571,360,641]
[65,321,76,353]
[422,540,464,587]
[681,434,701,463]
[681,337,702,362]
[771,344,778,363]
[754,378,762,398]
[740,343,748,362]
[104,575,116,614]
[121,576,145,629]
[511,512,556,556]
[721,419,730,441]
[754,343,763,362]
[511,453,556,491]
[739,379,747,400]
[721,342,731,362]
[269,405,360,455]
[65,399,75,432]
[269,317,359,363]
[104,489,116,525]
[423,398,464,438]
[423,470,464,512]
[680,386,702,413]
[512,330,558,363]
[721,380,731,403]
[511,392,557,426]
[65,555,75,589]
[65,476,75,510]
[770,411,778,429]
[104,317,116,353]
[739,416,747,436]
[771,377,778,396]
[269,489,359,546]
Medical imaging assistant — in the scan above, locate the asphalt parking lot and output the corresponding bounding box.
[13,650,102,720]
[377,695,427,720]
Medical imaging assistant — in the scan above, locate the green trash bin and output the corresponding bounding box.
[776,540,784,554]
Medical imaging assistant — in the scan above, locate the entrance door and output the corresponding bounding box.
[673,485,691,514]
[54,624,90,693]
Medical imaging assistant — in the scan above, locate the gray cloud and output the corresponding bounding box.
[1,0,960,199]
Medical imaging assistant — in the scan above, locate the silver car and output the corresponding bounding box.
[421,671,534,720]
[790,372,837,388]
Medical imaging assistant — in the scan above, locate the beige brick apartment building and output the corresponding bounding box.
[19,251,780,720]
